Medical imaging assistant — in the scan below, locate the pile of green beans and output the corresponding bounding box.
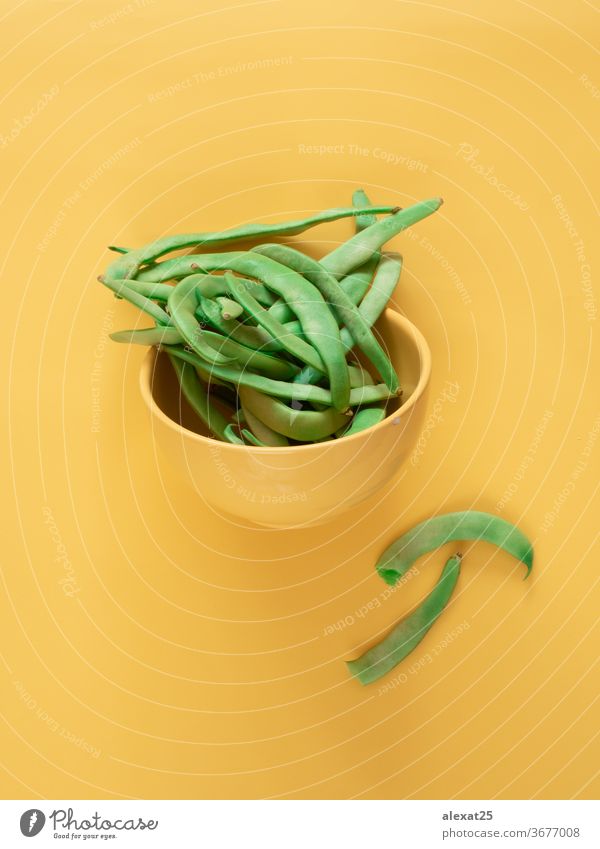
[101,191,443,446]
[347,511,534,685]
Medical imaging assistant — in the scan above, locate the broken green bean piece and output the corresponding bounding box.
[347,553,462,685]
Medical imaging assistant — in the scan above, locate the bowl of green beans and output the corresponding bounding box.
[102,191,439,527]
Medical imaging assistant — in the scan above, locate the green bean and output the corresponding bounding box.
[348,363,375,387]
[322,198,443,277]
[377,511,534,586]
[215,256,352,412]
[332,188,382,306]
[223,423,245,444]
[111,324,294,379]
[216,296,243,320]
[222,266,352,413]
[100,277,172,326]
[293,253,402,386]
[167,354,229,440]
[200,332,297,378]
[108,278,174,301]
[141,252,348,409]
[208,333,295,378]
[223,272,327,375]
[357,251,402,320]
[264,188,375,325]
[341,406,387,436]
[181,271,276,308]
[104,205,401,283]
[111,326,182,346]
[241,428,267,447]
[196,296,282,353]
[108,245,130,254]
[352,188,378,231]
[347,553,462,685]
[252,243,399,394]
[168,275,234,365]
[240,403,289,447]
[239,386,349,441]
[265,189,379,325]
[136,257,212,283]
[167,346,393,406]
[339,261,378,303]
[266,258,377,324]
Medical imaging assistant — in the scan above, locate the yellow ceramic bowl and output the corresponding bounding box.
[139,309,431,528]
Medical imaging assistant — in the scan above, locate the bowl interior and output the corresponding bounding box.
[148,308,428,444]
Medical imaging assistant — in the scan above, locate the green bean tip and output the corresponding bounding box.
[376,567,400,586]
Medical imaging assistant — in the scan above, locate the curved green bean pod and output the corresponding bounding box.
[167,346,393,407]
[223,423,245,444]
[241,428,267,447]
[293,253,402,385]
[348,363,375,387]
[136,257,213,283]
[174,271,275,307]
[223,273,328,378]
[100,277,172,326]
[111,326,294,379]
[200,332,296,378]
[377,511,534,587]
[201,331,296,379]
[241,403,289,447]
[340,406,387,437]
[266,269,368,325]
[167,354,229,440]
[252,243,399,393]
[347,553,462,685]
[239,386,349,441]
[217,256,350,411]
[141,252,348,408]
[265,189,378,325]
[331,188,382,306]
[168,275,234,365]
[104,205,400,283]
[322,197,443,277]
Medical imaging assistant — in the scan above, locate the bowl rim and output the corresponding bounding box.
[139,308,431,454]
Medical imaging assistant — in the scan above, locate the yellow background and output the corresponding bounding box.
[1,0,598,799]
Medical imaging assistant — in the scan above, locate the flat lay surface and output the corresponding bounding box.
[1,0,598,799]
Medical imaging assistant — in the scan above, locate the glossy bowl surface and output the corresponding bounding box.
[139,308,431,527]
